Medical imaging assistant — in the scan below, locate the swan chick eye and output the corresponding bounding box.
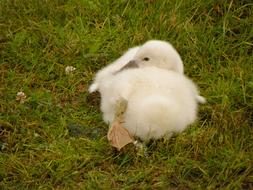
[143,57,150,61]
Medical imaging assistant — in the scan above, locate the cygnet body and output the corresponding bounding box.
[89,40,205,141]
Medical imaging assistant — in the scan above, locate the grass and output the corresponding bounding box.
[0,0,253,189]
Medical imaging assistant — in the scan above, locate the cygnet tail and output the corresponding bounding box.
[196,95,206,104]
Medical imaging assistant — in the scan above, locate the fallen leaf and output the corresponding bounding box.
[115,98,128,119]
[107,120,134,151]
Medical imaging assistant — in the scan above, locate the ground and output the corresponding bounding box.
[0,0,253,189]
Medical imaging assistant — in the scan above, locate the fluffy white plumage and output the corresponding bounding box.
[89,40,205,141]
[89,46,140,93]
[89,40,183,93]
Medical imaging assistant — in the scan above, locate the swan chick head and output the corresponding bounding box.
[129,40,184,74]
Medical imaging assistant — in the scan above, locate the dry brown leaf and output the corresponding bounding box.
[107,120,134,151]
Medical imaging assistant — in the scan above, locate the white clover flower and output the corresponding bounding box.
[16,91,26,103]
[65,66,76,75]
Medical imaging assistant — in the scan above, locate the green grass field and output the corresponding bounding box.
[1,0,253,189]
